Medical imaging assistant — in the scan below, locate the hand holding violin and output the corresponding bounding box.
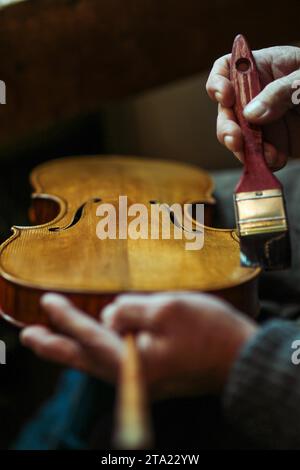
[21,292,257,398]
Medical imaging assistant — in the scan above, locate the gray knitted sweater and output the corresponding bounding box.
[224,320,300,449]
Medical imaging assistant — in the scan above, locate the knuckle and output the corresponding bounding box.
[211,55,229,74]
[212,57,222,69]
[158,297,186,320]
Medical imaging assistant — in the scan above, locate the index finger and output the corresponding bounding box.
[206,54,235,107]
[40,293,123,358]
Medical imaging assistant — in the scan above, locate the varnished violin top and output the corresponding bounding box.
[0,156,260,325]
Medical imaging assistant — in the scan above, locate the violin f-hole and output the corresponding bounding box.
[149,200,202,234]
[49,198,101,232]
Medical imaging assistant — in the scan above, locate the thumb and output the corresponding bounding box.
[101,296,154,334]
[243,70,300,124]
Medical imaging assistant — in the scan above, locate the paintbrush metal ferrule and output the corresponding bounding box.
[234,189,288,237]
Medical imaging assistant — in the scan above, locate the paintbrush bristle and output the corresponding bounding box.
[239,231,291,270]
[234,189,291,270]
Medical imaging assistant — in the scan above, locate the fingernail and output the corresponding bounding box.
[102,304,116,325]
[41,293,69,308]
[224,135,234,150]
[215,91,222,102]
[244,100,268,118]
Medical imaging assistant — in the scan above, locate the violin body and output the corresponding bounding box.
[0,156,260,326]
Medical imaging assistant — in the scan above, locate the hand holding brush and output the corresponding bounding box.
[207,34,296,270]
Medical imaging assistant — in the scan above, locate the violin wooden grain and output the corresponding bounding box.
[0,155,260,326]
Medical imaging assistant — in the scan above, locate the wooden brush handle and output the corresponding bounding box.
[114,334,152,449]
[230,34,281,193]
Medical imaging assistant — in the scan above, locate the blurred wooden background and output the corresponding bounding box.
[1,0,300,168]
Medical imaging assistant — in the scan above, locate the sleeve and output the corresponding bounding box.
[223,319,300,449]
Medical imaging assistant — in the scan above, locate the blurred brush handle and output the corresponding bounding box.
[114,334,153,449]
[230,34,282,193]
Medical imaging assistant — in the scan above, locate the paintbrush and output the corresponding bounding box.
[230,34,291,270]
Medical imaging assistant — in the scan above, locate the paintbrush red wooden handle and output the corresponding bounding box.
[230,34,281,192]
